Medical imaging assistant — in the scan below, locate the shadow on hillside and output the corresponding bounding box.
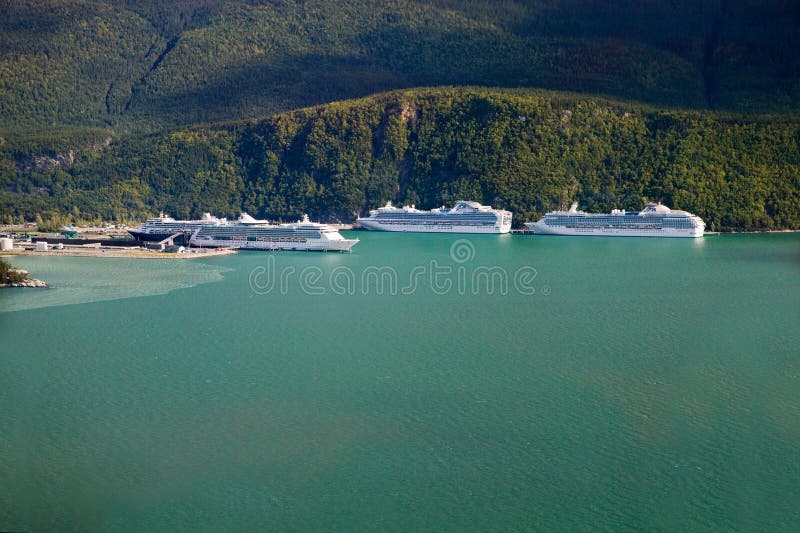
[121,0,800,127]
[127,54,417,126]
[0,3,66,48]
[126,40,709,128]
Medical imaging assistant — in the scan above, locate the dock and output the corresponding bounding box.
[2,243,237,259]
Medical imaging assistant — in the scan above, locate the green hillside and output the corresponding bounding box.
[2,0,799,134]
[2,2,798,231]
[3,88,799,231]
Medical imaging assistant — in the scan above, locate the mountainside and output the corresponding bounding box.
[2,0,799,135]
[2,2,799,231]
[3,88,799,231]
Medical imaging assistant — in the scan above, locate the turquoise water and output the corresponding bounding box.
[1,233,799,531]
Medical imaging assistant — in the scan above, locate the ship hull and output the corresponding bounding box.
[357,219,510,234]
[190,236,358,252]
[525,221,703,238]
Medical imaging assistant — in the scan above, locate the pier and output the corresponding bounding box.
[2,241,237,259]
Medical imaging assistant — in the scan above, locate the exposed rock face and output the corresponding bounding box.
[400,103,416,123]
[31,155,61,172]
[56,149,76,167]
[15,137,111,172]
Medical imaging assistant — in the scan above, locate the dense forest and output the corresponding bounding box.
[1,1,798,231]
[1,0,799,134]
[3,88,799,231]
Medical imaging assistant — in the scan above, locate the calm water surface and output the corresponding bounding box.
[1,233,799,531]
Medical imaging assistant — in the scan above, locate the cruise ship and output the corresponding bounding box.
[128,212,226,243]
[525,203,705,237]
[190,214,359,252]
[356,201,512,233]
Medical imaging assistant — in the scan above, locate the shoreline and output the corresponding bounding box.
[0,228,796,262]
[712,229,800,234]
[0,267,49,288]
[1,247,238,259]
[1,278,49,288]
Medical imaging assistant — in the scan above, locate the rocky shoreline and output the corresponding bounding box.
[2,278,49,288]
[0,268,49,288]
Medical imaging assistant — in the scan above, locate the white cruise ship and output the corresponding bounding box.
[190,214,358,252]
[525,203,705,238]
[356,201,512,233]
[128,212,227,242]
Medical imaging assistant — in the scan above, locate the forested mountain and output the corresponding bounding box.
[1,2,798,230]
[3,88,798,231]
[2,0,799,133]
